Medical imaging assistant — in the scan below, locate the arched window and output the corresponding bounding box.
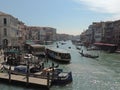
[3,39,8,46]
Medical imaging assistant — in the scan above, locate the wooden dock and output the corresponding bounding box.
[0,72,51,88]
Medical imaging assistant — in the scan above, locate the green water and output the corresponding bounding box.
[1,41,120,90]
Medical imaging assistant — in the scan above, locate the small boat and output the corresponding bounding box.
[14,65,42,73]
[40,68,73,85]
[68,47,71,49]
[46,47,71,63]
[61,42,66,45]
[52,71,73,85]
[76,46,81,50]
[79,52,99,59]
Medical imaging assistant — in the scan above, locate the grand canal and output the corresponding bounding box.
[0,40,120,90]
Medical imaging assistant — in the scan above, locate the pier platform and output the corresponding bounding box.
[0,72,51,88]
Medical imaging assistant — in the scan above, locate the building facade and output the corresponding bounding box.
[0,12,24,48]
[80,20,120,49]
[24,26,56,42]
[113,20,120,48]
[0,11,57,49]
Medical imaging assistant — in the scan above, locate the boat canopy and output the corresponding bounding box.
[30,44,45,48]
[46,47,69,54]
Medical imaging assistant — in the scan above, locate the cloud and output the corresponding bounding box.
[73,0,120,20]
[74,0,120,14]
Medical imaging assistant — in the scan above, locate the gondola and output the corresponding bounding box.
[79,52,99,59]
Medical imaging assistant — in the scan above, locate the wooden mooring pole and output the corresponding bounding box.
[47,72,50,89]
[26,58,30,86]
[52,63,54,81]
[9,65,11,83]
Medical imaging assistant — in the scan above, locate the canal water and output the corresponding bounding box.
[1,40,120,90]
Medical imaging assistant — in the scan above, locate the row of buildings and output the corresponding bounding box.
[0,11,56,49]
[80,20,120,48]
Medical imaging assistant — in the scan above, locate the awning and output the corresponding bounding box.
[5,50,20,54]
[94,43,117,47]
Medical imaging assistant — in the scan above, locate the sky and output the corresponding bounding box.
[0,0,120,35]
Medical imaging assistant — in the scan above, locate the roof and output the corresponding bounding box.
[5,50,20,54]
[94,43,117,46]
[30,44,45,48]
[46,47,69,54]
[0,11,9,15]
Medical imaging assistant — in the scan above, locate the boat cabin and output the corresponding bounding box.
[46,48,71,62]
[25,44,46,56]
[30,44,46,56]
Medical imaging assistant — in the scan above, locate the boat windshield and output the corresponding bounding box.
[58,72,68,77]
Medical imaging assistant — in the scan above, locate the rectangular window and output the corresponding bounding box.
[4,28,7,36]
[16,31,19,35]
[3,18,7,25]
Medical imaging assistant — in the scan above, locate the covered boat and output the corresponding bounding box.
[46,47,71,63]
[14,65,41,74]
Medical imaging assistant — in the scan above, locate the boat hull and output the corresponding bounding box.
[47,54,70,63]
[79,52,99,59]
[46,48,71,63]
[52,72,73,85]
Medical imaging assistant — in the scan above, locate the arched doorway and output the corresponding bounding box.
[3,39,8,48]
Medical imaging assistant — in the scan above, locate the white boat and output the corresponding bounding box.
[46,47,71,63]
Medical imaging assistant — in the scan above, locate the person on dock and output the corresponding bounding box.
[81,50,83,54]
[4,55,7,62]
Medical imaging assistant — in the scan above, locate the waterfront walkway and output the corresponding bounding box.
[0,72,51,87]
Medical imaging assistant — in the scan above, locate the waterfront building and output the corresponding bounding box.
[93,22,108,43]
[56,34,74,41]
[102,21,114,43]
[24,26,56,42]
[0,11,25,48]
[113,20,120,48]
[80,21,114,45]
[80,22,104,45]
[80,31,88,46]
[43,27,56,41]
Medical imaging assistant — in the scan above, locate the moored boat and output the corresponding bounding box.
[52,71,72,85]
[40,68,73,85]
